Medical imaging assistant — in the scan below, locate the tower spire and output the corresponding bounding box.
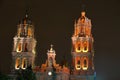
[50,44,53,51]
[24,0,32,19]
[25,7,31,18]
[25,9,29,18]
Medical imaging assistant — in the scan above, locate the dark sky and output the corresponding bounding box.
[0,0,120,80]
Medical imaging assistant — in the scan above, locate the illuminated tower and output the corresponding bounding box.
[12,14,36,70]
[70,11,96,80]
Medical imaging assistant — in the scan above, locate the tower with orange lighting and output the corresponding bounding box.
[70,11,96,80]
[11,14,37,71]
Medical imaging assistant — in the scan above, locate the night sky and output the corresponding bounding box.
[0,0,120,80]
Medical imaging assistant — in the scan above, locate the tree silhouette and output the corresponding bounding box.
[16,65,36,80]
[0,71,9,80]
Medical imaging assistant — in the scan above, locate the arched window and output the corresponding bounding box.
[83,41,88,52]
[17,43,22,52]
[22,58,27,69]
[76,58,81,70]
[84,60,87,67]
[76,42,81,52]
[83,58,88,70]
[24,43,28,52]
[77,60,80,64]
[15,58,20,69]
[78,44,81,51]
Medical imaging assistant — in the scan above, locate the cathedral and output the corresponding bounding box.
[11,11,96,80]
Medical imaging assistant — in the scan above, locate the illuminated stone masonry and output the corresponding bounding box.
[11,15,36,71]
[10,11,96,80]
[70,11,96,80]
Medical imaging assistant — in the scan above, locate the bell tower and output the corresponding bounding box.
[71,11,96,80]
[12,14,37,70]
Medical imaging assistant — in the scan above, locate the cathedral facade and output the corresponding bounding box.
[11,11,96,80]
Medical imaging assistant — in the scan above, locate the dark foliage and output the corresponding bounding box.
[0,72,9,80]
[16,66,36,80]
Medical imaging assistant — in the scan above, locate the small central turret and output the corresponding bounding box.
[47,45,56,67]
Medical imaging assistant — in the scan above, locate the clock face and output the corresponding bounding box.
[48,71,52,76]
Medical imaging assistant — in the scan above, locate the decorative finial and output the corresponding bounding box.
[25,8,29,18]
[81,11,86,17]
[81,4,86,17]
[25,14,28,18]
[50,44,53,51]
[25,0,30,17]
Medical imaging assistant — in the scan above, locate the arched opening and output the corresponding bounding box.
[84,60,87,67]
[78,44,80,51]
[83,41,88,52]
[76,57,81,70]
[17,43,22,52]
[15,58,20,69]
[76,42,81,52]
[22,58,27,69]
[77,60,80,68]
[82,58,88,70]
[24,43,28,52]
[76,60,81,70]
